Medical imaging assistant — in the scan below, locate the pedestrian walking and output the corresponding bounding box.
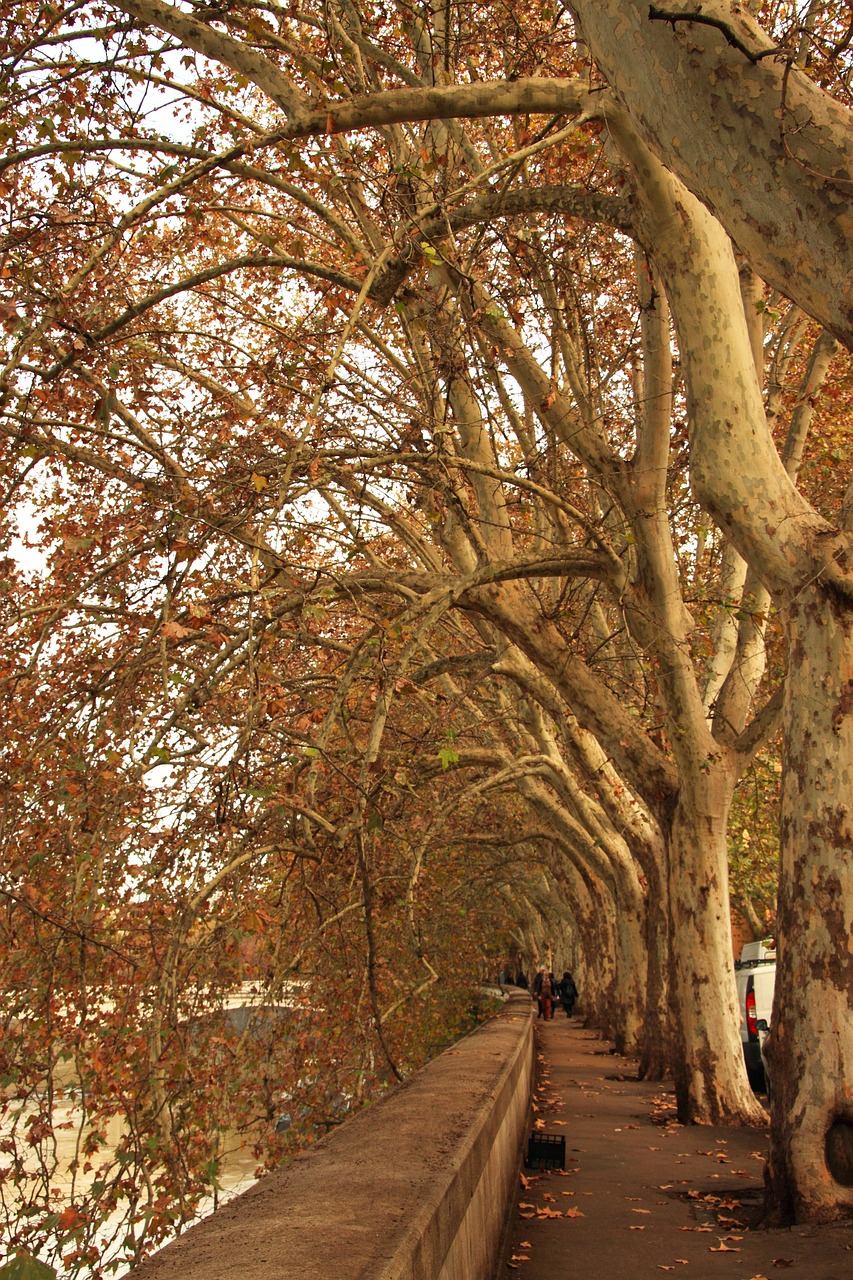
[559,971,578,1016]
[534,967,555,1020]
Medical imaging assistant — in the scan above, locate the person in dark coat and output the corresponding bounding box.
[559,971,578,1016]
[515,968,529,990]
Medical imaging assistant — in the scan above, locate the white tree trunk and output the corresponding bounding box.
[764,591,853,1219]
[608,103,853,1211]
[667,762,765,1123]
[571,0,853,347]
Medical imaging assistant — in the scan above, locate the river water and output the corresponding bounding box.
[2,1083,263,1277]
[2,989,287,1276]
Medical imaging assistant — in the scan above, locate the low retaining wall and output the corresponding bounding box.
[130,991,534,1280]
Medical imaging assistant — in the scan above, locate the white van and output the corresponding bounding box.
[734,938,776,1091]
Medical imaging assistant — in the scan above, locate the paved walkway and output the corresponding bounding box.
[498,1018,853,1280]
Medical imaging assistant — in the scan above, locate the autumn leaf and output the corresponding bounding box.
[0,1257,57,1280]
[57,1206,85,1231]
[162,620,194,639]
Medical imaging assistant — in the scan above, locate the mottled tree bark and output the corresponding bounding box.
[571,0,853,347]
[609,106,853,1213]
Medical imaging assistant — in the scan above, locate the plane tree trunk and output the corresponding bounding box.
[667,759,758,1122]
[764,590,853,1220]
[611,112,853,1214]
[570,0,853,347]
[465,258,764,1119]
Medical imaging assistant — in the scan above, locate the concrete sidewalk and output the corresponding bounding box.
[498,1018,853,1280]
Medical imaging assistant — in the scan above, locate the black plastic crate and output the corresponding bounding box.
[526,1132,566,1170]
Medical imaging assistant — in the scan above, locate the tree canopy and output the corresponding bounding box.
[1,0,853,1269]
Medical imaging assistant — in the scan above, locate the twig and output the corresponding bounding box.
[648,6,779,63]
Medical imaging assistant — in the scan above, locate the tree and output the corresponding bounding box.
[569,0,853,348]
[1,0,851,1239]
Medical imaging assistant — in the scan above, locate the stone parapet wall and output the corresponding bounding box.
[130,990,535,1280]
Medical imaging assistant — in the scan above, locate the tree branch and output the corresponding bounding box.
[647,6,779,62]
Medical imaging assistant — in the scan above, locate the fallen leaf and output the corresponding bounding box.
[632,1208,652,1214]
[519,1241,532,1248]
[629,1226,647,1231]
[658,1267,675,1272]
[565,1207,585,1218]
[510,1255,530,1262]
[709,1242,740,1253]
[518,1202,537,1210]
[771,1260,794,1268]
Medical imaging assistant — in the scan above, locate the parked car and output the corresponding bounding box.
[735,937,776,1092]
